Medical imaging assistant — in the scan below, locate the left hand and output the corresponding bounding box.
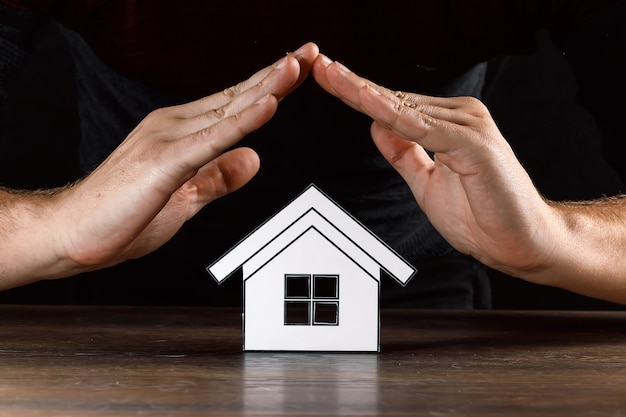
[311,53,559,279]
[45,43,319,279]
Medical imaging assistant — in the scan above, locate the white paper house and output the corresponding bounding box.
[207,184,416,352]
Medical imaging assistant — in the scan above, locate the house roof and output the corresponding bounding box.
[206,184,416,286]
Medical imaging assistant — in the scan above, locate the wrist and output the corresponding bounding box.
[0,187,86,288]
[514,197,626,303]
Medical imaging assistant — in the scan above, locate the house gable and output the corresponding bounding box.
[242,209,379,282]
[207,184,416,285]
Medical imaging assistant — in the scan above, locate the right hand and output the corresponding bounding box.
[311,53,559,280]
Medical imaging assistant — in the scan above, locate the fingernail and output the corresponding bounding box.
[318,54,332,66]
[255,94,270,105]
[293,44,308,57]
[274,56,287,70]
[334,61,350,72]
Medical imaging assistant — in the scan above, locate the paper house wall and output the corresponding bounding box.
[207,184,416,352]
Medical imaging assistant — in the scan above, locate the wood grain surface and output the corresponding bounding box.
[1,305,625,416]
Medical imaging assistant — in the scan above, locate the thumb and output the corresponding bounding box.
[181,147,261,216]
[370,121,434,195]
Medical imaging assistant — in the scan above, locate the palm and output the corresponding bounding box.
[371,122,548,275]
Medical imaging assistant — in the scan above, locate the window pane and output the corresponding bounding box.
[284,301,311,325]
[285,275,310,298]
[313,302,338,325]
[313,275,338,299]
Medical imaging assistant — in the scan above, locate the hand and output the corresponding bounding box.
[35,43,319,280]
[312,54,560,280]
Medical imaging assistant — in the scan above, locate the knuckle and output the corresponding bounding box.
[144,107,168,124]
[190,125,223,155]
[454,96,493,128]
[207,106,227,121]
[457,96,489,114]
[253,78,269,93]
[132,107,171,134]
[392,101,405,114]
[401,100,419,110]
[393,90,408,100]
[222,85,240,99]
[229,112,248,137]
[149,107,170,117]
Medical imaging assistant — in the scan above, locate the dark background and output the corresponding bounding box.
[0,18,624,310]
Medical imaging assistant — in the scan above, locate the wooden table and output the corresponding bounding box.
[1,305,626,416]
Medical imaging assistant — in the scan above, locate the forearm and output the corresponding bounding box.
[518,195,626,304]
[0,186,83,289]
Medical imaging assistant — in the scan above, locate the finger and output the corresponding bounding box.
[313,54,451,155]
[312,54,383,114]
[207,42,317,113]
[313,54,416,116]
[176,45,317,137]
[171,66,274,119]
[314,55,474,125]
[163,58,297,140]
[167,94,279,177]
[174,42,317,121]
[179,57,298,124]
[370,122,434,204]
[119,147,261,260]
[358,84,461,155]
[285,42,319,96]
[386,91,480,126]
[185,60,299,135]
[312,54,343,96]
[390,91,471,111]
[183,146,260,212]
